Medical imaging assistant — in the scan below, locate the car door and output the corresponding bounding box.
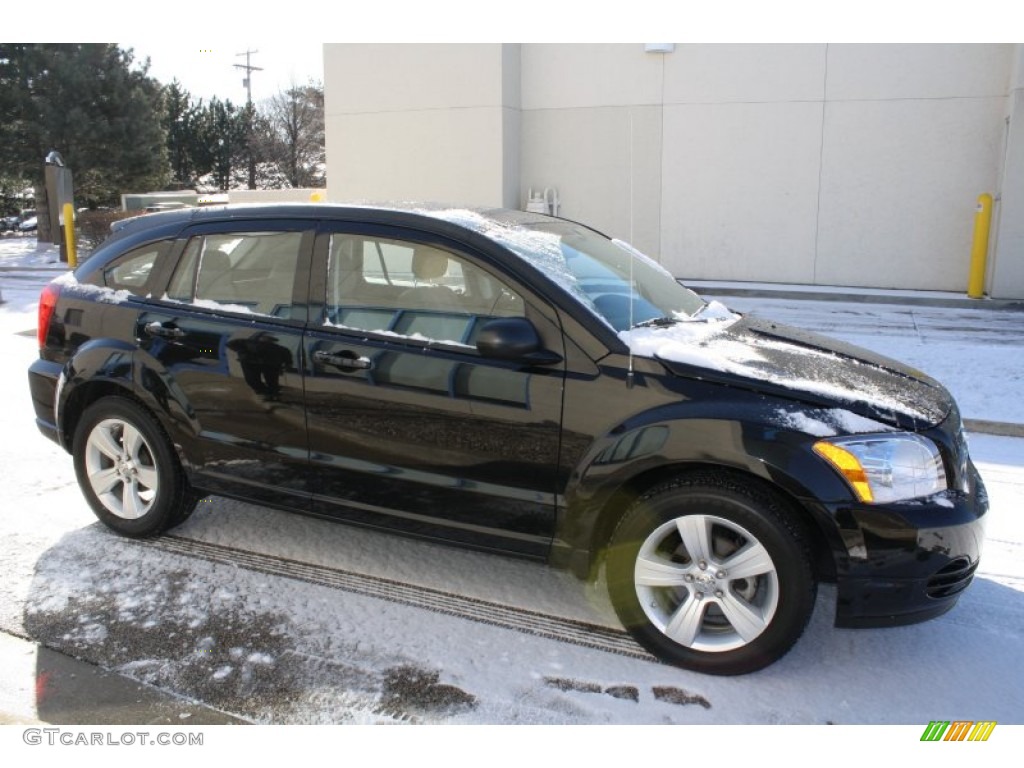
[138,219,314,507]
[302,223,566,557]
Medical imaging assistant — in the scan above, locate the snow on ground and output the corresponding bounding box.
[1,239,1023,725]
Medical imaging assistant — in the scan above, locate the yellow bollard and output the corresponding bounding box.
[967,193,992,299]
[62,202,77,268]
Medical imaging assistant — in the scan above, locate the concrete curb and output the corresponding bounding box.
[964,419,1024,438]
[688,282,1024,311]
[0,630,247,725]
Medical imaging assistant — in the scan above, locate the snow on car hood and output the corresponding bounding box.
[621,312,952,430]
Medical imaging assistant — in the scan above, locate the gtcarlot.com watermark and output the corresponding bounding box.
[23,728,203,747]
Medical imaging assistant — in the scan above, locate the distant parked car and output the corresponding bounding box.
[27,203,988,675]
[19,216,37,232]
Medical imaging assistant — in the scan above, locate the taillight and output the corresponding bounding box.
[38,283,60,349]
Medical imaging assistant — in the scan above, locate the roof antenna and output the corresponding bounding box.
[626,108,636,389]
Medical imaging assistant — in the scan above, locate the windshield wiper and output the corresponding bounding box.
[631,316,680,329]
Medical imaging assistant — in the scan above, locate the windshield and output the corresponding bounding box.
[417,208,707,331]
[510,221,706,331]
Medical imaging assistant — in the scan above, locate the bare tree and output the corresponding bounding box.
[261,82,325,188]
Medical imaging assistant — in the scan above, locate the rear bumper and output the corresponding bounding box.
[831,465,988,628]
[28,358,63,448]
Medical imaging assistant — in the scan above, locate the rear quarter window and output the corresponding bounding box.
[82,242,167,296]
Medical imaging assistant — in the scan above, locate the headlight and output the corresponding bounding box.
[813,434,947,504]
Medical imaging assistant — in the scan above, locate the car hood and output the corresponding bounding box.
[623,314,952,430]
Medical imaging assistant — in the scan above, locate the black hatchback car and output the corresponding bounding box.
[28,203,987,675]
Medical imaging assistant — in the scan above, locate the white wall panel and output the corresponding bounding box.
[817,97,1005,290]
[660,101,824,282]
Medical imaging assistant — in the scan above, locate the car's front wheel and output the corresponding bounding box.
[606,472,816,675]
[73,397,198,537]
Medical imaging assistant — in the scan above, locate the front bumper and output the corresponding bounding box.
[828,463,988,628]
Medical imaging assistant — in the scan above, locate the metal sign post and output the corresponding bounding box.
[44,151,74,261]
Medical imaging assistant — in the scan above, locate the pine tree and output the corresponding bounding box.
[162,80,203,188]
[194,97,249,191]
[0,44,168,237]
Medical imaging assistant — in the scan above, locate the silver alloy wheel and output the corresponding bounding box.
[83,417,159,519]
[634,513,779,652]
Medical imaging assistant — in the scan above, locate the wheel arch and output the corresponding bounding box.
[62,378,145,450]
[71,394,200,536]
[57,341,194,465]
[562,462,839,584]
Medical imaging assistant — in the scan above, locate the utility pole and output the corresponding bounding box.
[234,49,263,190]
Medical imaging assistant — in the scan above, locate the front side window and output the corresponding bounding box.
[325,234,525,346]
[165,231,301,318]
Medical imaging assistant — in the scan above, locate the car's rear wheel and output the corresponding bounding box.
[73,397,198,537]
[606,472,816,675]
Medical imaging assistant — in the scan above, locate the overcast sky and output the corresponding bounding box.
[124,43,324,104]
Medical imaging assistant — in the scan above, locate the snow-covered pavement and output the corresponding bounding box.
[1,238,1022,725]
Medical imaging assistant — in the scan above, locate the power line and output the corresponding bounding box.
[233,49,263,106]
[233,49,263,189]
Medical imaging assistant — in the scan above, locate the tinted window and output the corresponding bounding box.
[325,234,524,345]
[91,242,165,294]
[165,231,302,318]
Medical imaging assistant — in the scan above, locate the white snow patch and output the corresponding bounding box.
[51,272,134,304]
[321,320,474,348]
[164,296,265,316]
[623,322,931,421]
[212,665,233,681]
[771,409,894,437]
[694,299,738,321]
[830,411,894,434]
[773,411,837,437]
[618,313,743,360]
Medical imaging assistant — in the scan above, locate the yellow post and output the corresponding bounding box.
[967,193,993,299]
[62,202,77,268]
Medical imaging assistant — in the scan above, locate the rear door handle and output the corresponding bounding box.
[144,321,186,339]
[313,350,373,370]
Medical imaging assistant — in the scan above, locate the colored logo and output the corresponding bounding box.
[920,721,996,742]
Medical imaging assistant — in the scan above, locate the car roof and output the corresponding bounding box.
[110,202,556,237]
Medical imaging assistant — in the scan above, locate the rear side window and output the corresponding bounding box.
[165,231,302,318]
[86,242,166,295]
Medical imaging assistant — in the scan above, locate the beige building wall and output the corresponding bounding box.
[815,45,1010,291]
[324,44,520,208]
[992,46,1024,300]
[228,188,324,204]
[324,43,1024,299]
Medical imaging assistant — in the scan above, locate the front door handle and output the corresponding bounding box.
[313,350,373,370]
[144,321,186,339]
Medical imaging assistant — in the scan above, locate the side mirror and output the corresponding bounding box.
[475,318,562,365]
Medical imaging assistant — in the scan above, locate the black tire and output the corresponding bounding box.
[606,472,816,675]
[72,397,198,537]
